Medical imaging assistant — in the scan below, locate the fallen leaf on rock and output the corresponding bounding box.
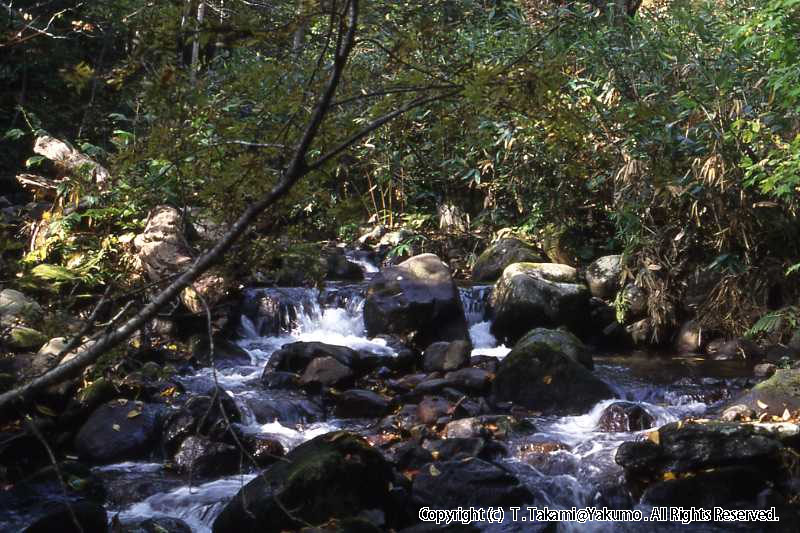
[429,464,441,476]
[127,410,141,418]
[757,400,769,410]
[112,424,120,431]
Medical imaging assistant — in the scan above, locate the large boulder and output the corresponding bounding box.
[74,400,162,464]
[471,238,544,282]
[364,254,469,351]
[133,206,229,315]
[492,341,614,415]
[585,255,622,300]
[516,327,593,370]
[173,436,240,478]
[489,263,591,345]
[212,432,394,532]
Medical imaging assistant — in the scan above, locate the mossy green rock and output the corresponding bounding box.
[212,431,394,532]
[492,341,613,414]
[472,238,544,282]
[8,326,48,351]
[517,327,593,370]
[728,369,800,416]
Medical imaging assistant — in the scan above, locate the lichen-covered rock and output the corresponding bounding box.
[212,432,394,532]
[364,254,469,350]
[489,263,590,345]
[471,238,544,282]
[6,326,47,351]
[492,341,614,415]
[585,255,622,300]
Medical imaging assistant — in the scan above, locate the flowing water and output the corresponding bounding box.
[98,259,755,532]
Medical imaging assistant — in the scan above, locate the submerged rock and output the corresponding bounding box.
[364,254,470,351]
[471,237,544,282]
[489,263,590,345]
[597,401,654,432]
[212,432,394,532]
[492,341,614,415]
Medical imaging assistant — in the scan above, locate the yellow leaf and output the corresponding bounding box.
[429,465,441,476]
[757,400,769,410]
[648,431,660,445]
[112,424,121,431]
[35,404,57,417]
[783,408,791,421]
[663,472,677,481]
[542,375,552,385]
[127,410,141,418]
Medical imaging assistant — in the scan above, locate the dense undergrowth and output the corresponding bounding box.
[1,0,799,342]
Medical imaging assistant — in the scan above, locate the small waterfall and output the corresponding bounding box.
[459,284,493,325]
[344,249,380,274]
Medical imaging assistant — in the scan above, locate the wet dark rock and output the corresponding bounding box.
[410,458,532,509]
[212,432,394,532]
[706,337,763,360]
[364,254,470,351]
[17,500,108,533]
[597,402,654,432]
[728,369,800,417]
[615,421,785,476]
[391,441,435,471]
[241,390,324,425]
[191,335,250,368]
[424,437,492,461]
[261,370,300,389]
[173,435,240,478]
[416,396,452,425]
[388,373,427,393]
[422,340,470,373]
[240,434,285,467]
[411,377,450,397]
[162,391,241,452]
[492,341,614,415]
[442,367,492,394]
[641,465,776,510]
[585,255,622,300]
[379,404,422,434]
[335,389,391,418]
[469,355,498,373]
[325,249,364,281]
[490,263,591,345]
[74,400,162,464]
[516,327,593,370]
[119,517,192,533]
[472,238,544,282]
[764,344,800,363]
[451,397,492,419]
[268,341,360,374]
[299,356,355,390]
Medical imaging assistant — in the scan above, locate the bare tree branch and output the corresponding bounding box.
[0,0,361,417]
